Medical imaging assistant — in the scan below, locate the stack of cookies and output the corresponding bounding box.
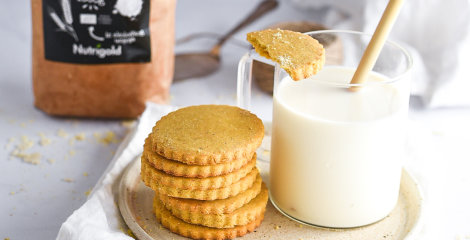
[141,105,268,240]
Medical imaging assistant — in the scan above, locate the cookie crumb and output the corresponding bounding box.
[19,136,34,151]
[57,129,68,138]
[84,188,92,196]
[9,191,15,195]
[62,178,74,183]
[121,120,135,129]
[12,150,41,165]
[83,172,89,177]
[38,133,52,146]
[75,133,86,141]
[274,225,281,230]
[95,131,119,145]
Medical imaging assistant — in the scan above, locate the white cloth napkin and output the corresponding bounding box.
[291,0,470,108]
[56,103,176,240]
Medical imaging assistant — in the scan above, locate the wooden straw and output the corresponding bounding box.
[349,0,404,92]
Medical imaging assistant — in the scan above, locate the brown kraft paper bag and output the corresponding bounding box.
[31,0,175,118]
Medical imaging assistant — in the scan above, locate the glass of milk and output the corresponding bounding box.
[237,30,412,228]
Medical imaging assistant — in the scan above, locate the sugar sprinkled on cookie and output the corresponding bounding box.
[247,29,325,80]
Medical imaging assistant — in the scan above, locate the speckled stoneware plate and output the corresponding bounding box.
[118,122,423,240]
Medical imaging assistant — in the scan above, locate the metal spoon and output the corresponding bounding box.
[173,0,278,82]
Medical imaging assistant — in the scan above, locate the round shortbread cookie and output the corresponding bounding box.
[140,154,256,190]
[163,183,268,228]
[154,194,265,240]
[144,136,253,178]
[158,174,263,215]
[151,105,264,165]
[247,29,325,81]
[142,168,260,200]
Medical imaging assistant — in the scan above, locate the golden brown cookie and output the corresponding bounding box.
[247,29,325,80]
[164,183,268,228]
[142,168,260,200]
[140,154,256,190]
[151,105,264,165]
[144,136,252,178]
[158,174,263,215]
[154,194,265,240]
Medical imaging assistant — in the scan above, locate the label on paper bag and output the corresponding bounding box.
[42,0,151,64]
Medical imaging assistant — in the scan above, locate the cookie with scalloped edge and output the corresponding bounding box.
[142,167,259,200]
[247,29,325,81]
[140,153,256,190]
[154,194,265,240]
[144,136,253,178]
[163,183,268,228]
[158,173,262,215]
[151,105,264,165]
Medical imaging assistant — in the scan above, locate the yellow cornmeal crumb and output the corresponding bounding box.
[38,133,52,146]
[297,223,303,228]
[75,133,86,141]
[68,138,75,146]
[9,136,41,164]
[5,238,11,240]
[20,122,26,128]
[127,229,136,238]
[69,150,76,156]
[121,120,135,129]
[10,191,15,195]
[19,136,34,151]
[62,178,74,183]
[84,188,92,196]
[47,158,56,164]
[57,129,68,138]
[118,226,136,238]
[94,131,119,145]
[83,172,89,177]
[11,151,41,165]
[274,225,281,230]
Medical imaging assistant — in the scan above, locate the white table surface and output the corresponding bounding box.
[1,1,469,240]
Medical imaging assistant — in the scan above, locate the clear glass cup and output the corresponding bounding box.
[237,30,412,228]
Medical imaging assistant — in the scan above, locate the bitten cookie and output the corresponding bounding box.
[247,29,325,81]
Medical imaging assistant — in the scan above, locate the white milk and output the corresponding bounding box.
[270,66,409,228]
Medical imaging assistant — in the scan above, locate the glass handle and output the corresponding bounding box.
[237,52,254,109]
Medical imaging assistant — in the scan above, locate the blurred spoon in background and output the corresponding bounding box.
[173,0,278,82]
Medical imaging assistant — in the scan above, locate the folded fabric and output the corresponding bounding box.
[56,103,176,240]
